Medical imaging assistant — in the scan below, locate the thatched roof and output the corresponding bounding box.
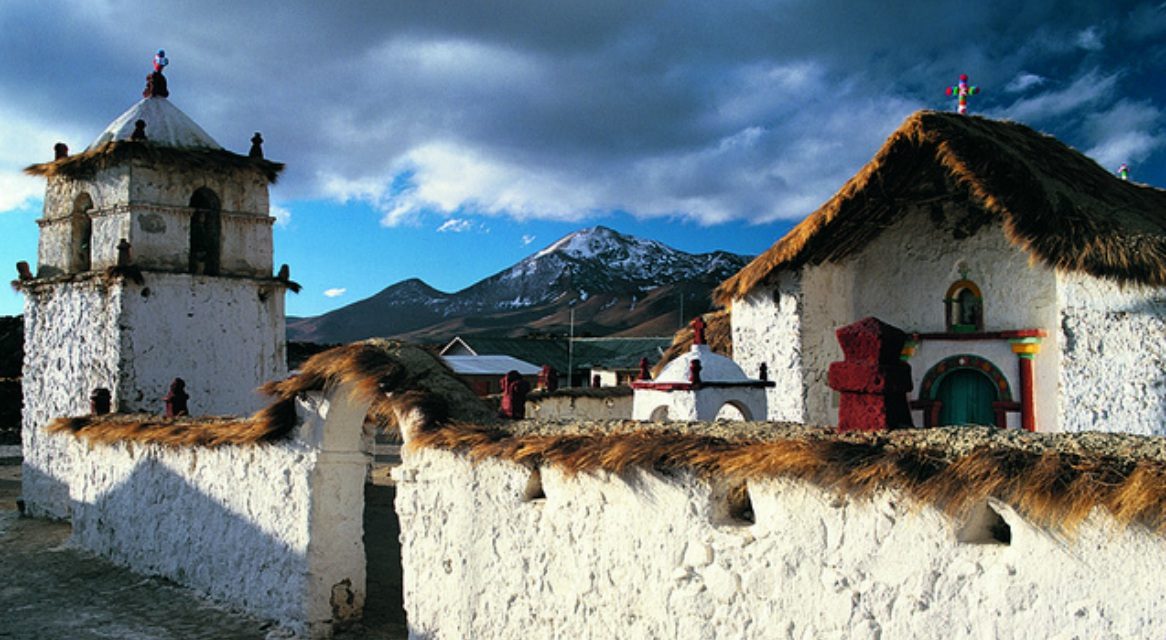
[48,340,494,447]
[715,110,1166,305]
[652,310,732,377]
[24,141,284,184]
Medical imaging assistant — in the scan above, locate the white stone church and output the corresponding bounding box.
[716,111,1166,435]
[20,64,291,518]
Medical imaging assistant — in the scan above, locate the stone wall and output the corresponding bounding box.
[33,388,370,638]
[731,270,805,422]
[395,446,1166,639]
[1057,273,1166,435]
[525,390,632,421]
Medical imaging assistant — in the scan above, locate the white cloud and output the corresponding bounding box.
[521,234,536,245]
[991,70,1118,122]
[323,288,347,298]
[1075,26,1103,51]
[436,218,474,233]
[1082,100,1166,170]
[1005,72,1046,93]
[270,203,291,226]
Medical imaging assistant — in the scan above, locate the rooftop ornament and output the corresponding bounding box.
[1117,163,1129,181]
[144,49,170,98]
[945,73,979,115]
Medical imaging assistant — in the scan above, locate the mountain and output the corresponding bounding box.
[287,226,750,344]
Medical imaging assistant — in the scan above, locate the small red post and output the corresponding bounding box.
[688,359,702,385]
[164,378,189,417]
[90,388,111,415]
[637,357,651,381]
[54,142,68,160]
[827,317,913,432]
[691,316,706,345]
[499,370,531,419]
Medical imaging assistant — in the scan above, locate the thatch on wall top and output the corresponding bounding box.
[48,339,494,447]
[409,420,1166,535]
[24,141,285,184]
[715,110,1166,305]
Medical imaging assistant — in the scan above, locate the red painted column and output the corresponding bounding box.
[1010,338,1042,432]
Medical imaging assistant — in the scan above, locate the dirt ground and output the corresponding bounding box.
[0,449,408,639]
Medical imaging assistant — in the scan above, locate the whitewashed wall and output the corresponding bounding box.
[732,271,805,422]
[396,447,1166,639]
[117,272,286,415]
[1057,273,1166,435]
[733,206,1061,429]
[35,389,370,639]
[22,280,124,518]
[21,273,285,519]
[526,394,633,421]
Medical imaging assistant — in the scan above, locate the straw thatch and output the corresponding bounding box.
[715,111,1166,305]
[409,421,1166,535]
[652,310,732,377]
[25,141,284,184]
[48,339,494,447]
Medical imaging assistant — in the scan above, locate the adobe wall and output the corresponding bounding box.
[525,392,632,421]
[1057,273,1166,435]
[395,445,1166,639]
[32,389,370,639]
[731,270,805,422]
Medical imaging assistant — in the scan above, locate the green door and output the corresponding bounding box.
[937,369,996,426]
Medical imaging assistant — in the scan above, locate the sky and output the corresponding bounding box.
[2,1,1165,318]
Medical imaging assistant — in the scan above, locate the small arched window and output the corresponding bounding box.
[945,279,983,332]
[71,193,94,272]
[189,187,221,275]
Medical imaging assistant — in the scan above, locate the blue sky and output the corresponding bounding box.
[2,1,1165,317]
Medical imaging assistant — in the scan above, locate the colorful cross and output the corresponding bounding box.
[1117,163,1129,180]
[946,74,980,115]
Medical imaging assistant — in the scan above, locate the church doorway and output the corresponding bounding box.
[935,369,997,425]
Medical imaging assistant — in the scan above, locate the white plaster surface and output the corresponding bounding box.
[34,390,371,638]
[21,273,286,519]
[1057,273,1166,435]
[396,447,1166,639]
[526,394,632,420]
[733,208,1062,429]
[731,271,805,422]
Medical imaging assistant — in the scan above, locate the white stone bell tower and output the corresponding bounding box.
[20,57,291,516]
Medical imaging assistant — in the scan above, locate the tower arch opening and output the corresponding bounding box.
[189,187,222,275]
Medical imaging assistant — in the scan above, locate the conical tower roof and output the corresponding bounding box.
[88,96,221,150]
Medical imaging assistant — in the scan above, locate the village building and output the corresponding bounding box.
[440,334,671,389]
[714,111,1166,434]
[19,62,290,518]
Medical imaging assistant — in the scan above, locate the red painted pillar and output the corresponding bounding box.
[1010,338,1042,432]
[827,317,914,432]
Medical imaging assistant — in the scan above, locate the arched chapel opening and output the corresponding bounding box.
[71,193,94,273]
[189,187,222,275]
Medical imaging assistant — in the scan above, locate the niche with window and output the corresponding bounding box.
[71,193,94,272]
[944,279,983,333]
[189,188,222,275]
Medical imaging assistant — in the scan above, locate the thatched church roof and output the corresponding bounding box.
[715,110,1166,305]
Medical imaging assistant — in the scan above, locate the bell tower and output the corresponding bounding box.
[20,55,291,516]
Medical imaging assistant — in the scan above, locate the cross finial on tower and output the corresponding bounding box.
[143,49,170,98]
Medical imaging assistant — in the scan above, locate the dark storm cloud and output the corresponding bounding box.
[2,1,1164,222]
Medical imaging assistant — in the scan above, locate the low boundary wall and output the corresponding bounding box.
[395,433,1166,639]
[23,386,371,638]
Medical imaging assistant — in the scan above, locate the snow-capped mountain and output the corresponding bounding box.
[287,226,750,344]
